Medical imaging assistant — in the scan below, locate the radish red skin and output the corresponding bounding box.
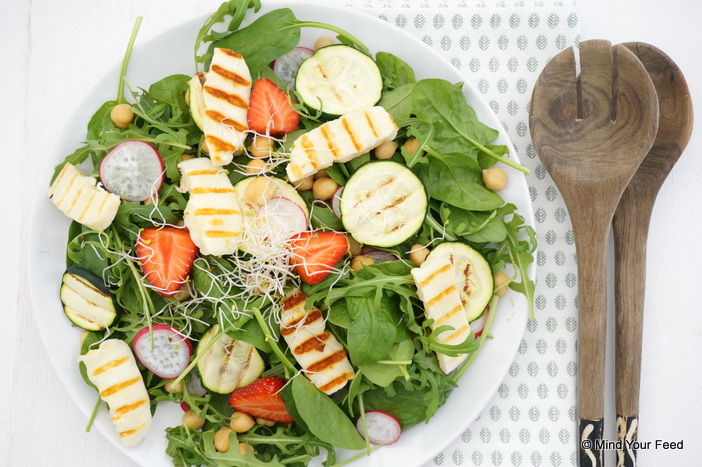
[133,324,192,379]
[356,410,402,445]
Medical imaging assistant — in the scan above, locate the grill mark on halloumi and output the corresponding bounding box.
[444,325,471,343]
[340,117,362,152]
[280,309,323,336]
[320,125,340,158]
[427,285,458,307]
[204,86,249,110]
[185,169,222,177]
[191,187,235,195]
[210,63,250,87]
[434,304,465,327]
[294,333,330,354]
[93,356,129,376]
[205,109,247,132]
[300,135,323,169]
[307,350,348,373]
[194,208,240,216]
[282,291,307,310]
[319,373,356,393]
[205,230,243,238]
[119,423,148,439]
[77,190,97,221]
[364,109,379,138]
[100,376,141,398]
[419,263,454,288]
[217,48,244,60]
[205,135,238,155]
[112,399,148,421]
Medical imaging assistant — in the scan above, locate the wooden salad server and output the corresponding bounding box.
[529,40,658,466]
[612,42,693,467]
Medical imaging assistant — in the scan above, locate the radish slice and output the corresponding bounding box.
[186,373,208,397]
[99,140,165,201]
[331,186,344,218]
[133,324,192,379]
[356,410,402,445]
[256,197,308,239]
[363,249,399,264]
[273,47,314,90]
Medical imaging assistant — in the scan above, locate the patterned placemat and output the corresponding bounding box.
[343,1,581,465]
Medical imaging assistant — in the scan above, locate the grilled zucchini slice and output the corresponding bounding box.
[340,161,427,247]
[196,324,264,394]
[427,242,494,321]
[295,45,382,117]
[60,266,117,331]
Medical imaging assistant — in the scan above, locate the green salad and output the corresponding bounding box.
[48,0,536,465]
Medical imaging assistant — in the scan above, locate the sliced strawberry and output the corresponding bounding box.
[135,226,198,297]
[289,231,348,285]
[247,78,300,135]
[228,377,293,424]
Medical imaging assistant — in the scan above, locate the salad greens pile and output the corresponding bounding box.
[54,0,536,465]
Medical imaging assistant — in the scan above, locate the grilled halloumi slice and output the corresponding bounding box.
[285,106,398,182]
[202,48,252,166]
[179,157,243,255]
[411,256,472,373]
[78,339,151,447]
[280,290,355,394]
[48,163,120,231]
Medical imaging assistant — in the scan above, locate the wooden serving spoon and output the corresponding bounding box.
[612,42,693,467]
[529,40,658,466]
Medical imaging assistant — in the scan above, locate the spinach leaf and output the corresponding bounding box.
[375,51,416,90]
[346,296,398,366]
[289,376,365,450]
[416,158,504,211]
[358,338,414,387]
[378,83,415,126]
[212,9,300,75]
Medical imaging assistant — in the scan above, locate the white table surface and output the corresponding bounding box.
[5,0,702,466]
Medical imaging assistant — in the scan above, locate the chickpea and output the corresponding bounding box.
[245,158,267,175]
[255,417,276,427]
[229,412,256,433]
[482,167,508,191]
[245,177,276,206]
[175,219,185,227]
[171,288,190,301]
[312,177,339,201]
[351,255,375,272]
[238,442,255,455]
[183,410,206,430]
[214,427,234,452]
[180,153,195,162]
[346,236,363,256]
[313,169,329,180]
[403,137,421,155]
[164,379,183,394]
[249,136,275,158]
[293,175,314,191]
[314,36,336,50]
[493,270,510,296]
[409,244,430,266]
[373,141,398,160]
[110,103,134,128]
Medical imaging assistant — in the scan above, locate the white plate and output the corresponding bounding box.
[28,2,535,466]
